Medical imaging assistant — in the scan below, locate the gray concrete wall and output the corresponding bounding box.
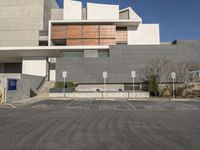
[21,74,45,92]
[0,74,45,102]
[51,9,63,20]
[43,0,59,31]
[6,79,31,103]
[119,10,129,20]
[82,8,87,20]
[0,74,21,87]
[0,0,58,47]
[0,0,43,46]
[0,64,5,73]
[0,74,44,91]
[56,42,200,84]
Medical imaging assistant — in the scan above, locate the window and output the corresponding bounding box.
[61,51,84,58]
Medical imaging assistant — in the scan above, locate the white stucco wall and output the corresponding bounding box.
[129,7,142,22]
[22,57,47,77]
[128,24,160,45]
[87,2,119,20]
[119,7,142,22]
[63,0,82,20]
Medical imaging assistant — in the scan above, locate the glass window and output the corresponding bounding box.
[61,51,84,57]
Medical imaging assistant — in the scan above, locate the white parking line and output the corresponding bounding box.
[48,105,54,108]
[87,99,93,109]
[144,105,165,110]
[174,101,199,110]
[117,99,130,109]
[65,106,88,109]
[65,99,79,108]
[7,103,16,108]
[99,100,103,109]
[124,100,137,110]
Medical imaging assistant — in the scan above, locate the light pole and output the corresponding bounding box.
[62,71,67,98]
[171,72,176,100]
[103,71,107,98]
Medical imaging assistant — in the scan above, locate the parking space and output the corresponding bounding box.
[28,99,200,111]
[1,98,200,150]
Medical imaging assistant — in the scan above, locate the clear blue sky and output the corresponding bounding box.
[56,0,200,42]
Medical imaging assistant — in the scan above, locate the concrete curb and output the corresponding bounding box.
[171,98,198,102]
[128,98,148,101]
[11,98,47,105]
[3,96,199,105]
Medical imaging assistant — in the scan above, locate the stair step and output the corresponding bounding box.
[38,81,55,94]
[34,93,49,98]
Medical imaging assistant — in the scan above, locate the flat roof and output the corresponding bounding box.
[50,19,141,26]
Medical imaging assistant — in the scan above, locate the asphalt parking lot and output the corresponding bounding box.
[0,99,200,150]
[25,99,200,111]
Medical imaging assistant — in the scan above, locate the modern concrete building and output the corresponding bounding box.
[0,0,200,95]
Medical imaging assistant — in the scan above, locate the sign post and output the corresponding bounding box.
[62,71,67,98]
[131,71,136,94]
[103,71,107,98]
[171,72,176,100]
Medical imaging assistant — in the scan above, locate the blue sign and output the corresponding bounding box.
[8,79,17,91]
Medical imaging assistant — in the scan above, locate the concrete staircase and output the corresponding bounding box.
[35,81,55,98]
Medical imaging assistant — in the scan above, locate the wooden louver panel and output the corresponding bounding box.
[66,39,82,46]
[116,29,127,43]
[83,25,99,39]
[83,39,99,45]
[100,25,116,39]
[51,24,118,46]
[66,25,82,39]
[100,39,116,45]
[51,25,66,39]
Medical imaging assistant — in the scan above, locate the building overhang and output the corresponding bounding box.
[50,19,141,27]
[0,46,109,58]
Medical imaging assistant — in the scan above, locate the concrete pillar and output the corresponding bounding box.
[0,81,5,103]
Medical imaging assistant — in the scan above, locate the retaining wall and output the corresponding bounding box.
[49,91,150,98]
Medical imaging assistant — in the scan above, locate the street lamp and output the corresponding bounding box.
[62,71,67,98]
[103,71,107,98]
[171,72,176,100]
